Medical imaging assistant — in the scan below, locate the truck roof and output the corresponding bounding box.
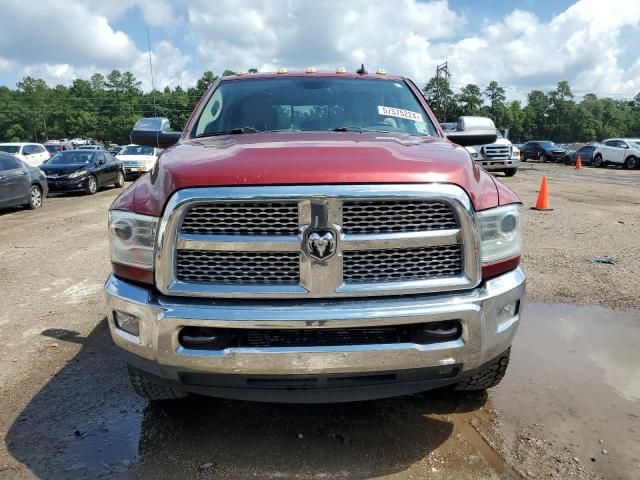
[220,70,405,82]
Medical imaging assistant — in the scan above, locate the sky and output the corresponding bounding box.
[0,0,639,101]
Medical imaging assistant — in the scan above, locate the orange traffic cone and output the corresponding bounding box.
[575,155,582,170]
[531,176,553,211]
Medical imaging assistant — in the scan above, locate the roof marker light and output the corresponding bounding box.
[376,68,387,75]
[336,67,346,74]
[277,67,288,74]
[306,66,317,74]
[236,70,247,76]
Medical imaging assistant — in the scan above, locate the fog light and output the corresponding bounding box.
[114,310,140,337]
[497,301,519,324]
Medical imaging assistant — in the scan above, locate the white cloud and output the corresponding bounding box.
[0,0,639,100]
[444,0,640,97]
[0,0,139,67]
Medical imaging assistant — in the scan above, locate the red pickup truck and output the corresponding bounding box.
[105,70,524,403]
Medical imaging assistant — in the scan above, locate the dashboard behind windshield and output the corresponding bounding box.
[193,77,437,138]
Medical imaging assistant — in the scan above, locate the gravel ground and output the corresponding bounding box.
[0,164,638,480]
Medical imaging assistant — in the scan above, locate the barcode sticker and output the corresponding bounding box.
[377,106,424,122]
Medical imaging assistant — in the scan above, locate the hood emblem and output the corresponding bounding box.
[305,230,337,262]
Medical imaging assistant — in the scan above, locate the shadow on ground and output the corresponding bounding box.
[6,318,487,479]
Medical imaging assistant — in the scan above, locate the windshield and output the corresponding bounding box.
[193,77,437,137]
[48,151,93,165]
[0,145,20,153]
[495,129,504,138]
[627,140,640,148]
[119,145,155,155]
[539,141,559,149]
[44,145,62,153]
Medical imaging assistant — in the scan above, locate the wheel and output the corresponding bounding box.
[520,153,526,162]
[503,168,517,177]
[454,348,511,391]
[540,154,548,163]
[624,156,637,169]
[114,170,125,188]
[564,156,573,166]
[128,366,187,401]
[27,184,43,209]
[593,154,603,168]
[86,175,98,195]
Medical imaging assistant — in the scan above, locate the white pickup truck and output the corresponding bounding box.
[592,138,640,169]
[443,117,520,177]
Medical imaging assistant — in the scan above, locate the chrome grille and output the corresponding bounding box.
[342,200,457,234]
[180,202,299,236]
[176,250,299,284]
[159,185,480,299]
[343,245,462,283]
[483,145,511,160]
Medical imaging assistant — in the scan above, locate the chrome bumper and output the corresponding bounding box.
[105,268,525,383]
[476,157,521,171]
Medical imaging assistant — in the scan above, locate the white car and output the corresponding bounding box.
[0,142,50,167]
[592,139,640,169]
[116,144,160,178]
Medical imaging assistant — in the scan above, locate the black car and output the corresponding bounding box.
[108,145,122,155]
[0,152,48,209]
[564,145,597,166]
[520,141,566,162]
[39,150,125,195]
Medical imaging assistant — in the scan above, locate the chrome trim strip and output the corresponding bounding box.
[341,229,460,251]
[155,184,481,299]
[176,233,300,252]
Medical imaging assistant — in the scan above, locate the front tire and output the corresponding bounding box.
[454,348,510,391]
[114,170,125,188]
[86,175,98,195]
[503,168,517,177]
[593,154,603,168]
[27,184,43,209]
[624,156,637,169]
[540,154,548,163]
[128,366,187,401]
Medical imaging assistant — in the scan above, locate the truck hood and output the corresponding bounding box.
[113,132,511,216]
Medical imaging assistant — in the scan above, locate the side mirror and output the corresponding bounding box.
[131,117,181,149]
[444,116,498,147]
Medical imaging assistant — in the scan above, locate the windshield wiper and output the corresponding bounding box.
[332,126,391,133]
[196,127,263,138]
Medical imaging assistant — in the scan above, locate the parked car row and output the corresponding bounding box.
[0,141,161,212]
[518,138,640,170]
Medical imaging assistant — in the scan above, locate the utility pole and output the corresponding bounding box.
[435,61,451,122]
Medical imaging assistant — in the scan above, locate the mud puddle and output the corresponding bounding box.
[4,303,640,479]
[491,303,640,479]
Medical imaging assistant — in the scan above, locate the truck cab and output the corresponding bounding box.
[105,70,525,403]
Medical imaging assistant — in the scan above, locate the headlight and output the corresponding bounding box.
[108,210,158,270]
[68,170,87,179]
[477,204,522,264]
[511,147,520,158]
[465,147,480,159]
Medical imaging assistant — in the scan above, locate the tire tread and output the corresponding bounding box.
[454,348,510,391]
[128,366,187,401]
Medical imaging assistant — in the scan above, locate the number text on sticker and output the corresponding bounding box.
[377,106,424,123]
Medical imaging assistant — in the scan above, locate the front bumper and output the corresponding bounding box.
[105,267,525,402]
[46,176,89,191]
[475,157,521,171]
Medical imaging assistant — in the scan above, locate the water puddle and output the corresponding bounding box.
[492,302,640,479]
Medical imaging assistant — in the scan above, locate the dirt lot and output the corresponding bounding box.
[0,164,638,480]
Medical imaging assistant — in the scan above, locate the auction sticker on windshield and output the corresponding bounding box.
[378,106,424,122]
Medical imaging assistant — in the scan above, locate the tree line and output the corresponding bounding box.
[423,76,640,143]
[1,69,638,144]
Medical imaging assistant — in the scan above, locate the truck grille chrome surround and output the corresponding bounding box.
[155,184,481,299]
